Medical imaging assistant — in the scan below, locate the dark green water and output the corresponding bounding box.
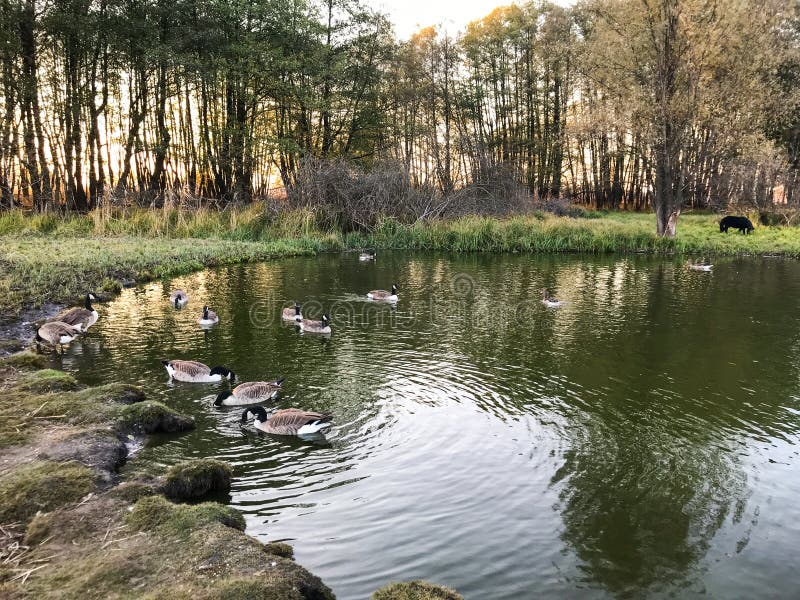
[52,252,800,598]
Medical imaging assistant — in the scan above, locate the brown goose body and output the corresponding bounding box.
[282,303,302,322]
[367,283,398,302]
[58,294,98,331]
[162,359,235,383]
[299,314,331,334]
[242,406,333,436]
[215,378,284,406]
[36,321,81,345]
[197,306,219,326]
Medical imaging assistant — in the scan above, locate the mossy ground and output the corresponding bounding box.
[5,488,334,599]
[372,581,464,600]
[161,459,233,501]
[0,460,95,525]
[0,358,336,599]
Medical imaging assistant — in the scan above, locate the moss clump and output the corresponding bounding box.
[0,460,95,525]
[372,581,464,600]
[127,495,246,537]
[75,382,145,406]
[116,400,195,434]
[17,368,78,393]
[263,542,294,559]
[161,459,232,502]
[202,577,307,600]
[17,382,146,426]
[109,481,158,503]
[99,277,123,295]
[0,350,46,369]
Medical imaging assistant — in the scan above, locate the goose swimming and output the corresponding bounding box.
[197,306,219,326]
[241,406,333,436]
[282,303,302,322]
[214,378,285,406]
[161,359,235,383]
[367,284,398,302]
[170,290,189,308]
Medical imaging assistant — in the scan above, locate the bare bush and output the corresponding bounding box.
[287,159,444,231]
[442,165,534,218]
[287,159,548,229]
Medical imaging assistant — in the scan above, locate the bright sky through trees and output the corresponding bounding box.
[370,0,574,38]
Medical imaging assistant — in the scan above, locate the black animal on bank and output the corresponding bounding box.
[719,216,754,234]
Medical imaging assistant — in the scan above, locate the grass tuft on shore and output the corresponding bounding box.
[17,369,78,393]
[161,459,233,501]
[0,460,95,525]
[127,495,246,536]
[372,580,464,600]
[116,400,196,434]
[0,350,46,369]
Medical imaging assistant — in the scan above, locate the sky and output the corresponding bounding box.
[369,0,574,40]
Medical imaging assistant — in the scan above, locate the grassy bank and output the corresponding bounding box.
[2,206,799,318]
[0,353,336,598]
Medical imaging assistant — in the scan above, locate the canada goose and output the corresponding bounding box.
[299,314,331,334]
[367,284,398,302]
[687,261,713,272]
[359,249,376,261]
[58,293,99,331]
[241,406,333,436]
[170,289,189,308]
[214,378,285,406]
[36,321,81,346]
[197,306,219,326]
[282,303,302,322]
[542,289,564,308]
[161,359,235,383]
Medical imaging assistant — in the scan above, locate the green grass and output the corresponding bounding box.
[126,494,246,536]
[0,460,95,525]
[2,207,798,318]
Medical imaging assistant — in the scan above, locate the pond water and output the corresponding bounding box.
[50,252,800,599]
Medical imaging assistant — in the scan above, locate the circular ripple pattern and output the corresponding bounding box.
[50,253,800,600]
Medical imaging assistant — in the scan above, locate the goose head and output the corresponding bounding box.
[391,284,398,295]
[242,406,269,424]
[209,366,236,383]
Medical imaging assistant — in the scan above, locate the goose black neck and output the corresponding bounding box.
[215,391,232,406]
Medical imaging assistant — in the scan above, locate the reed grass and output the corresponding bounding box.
[2,206,799,318]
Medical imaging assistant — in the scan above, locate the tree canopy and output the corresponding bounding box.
[0,0,797,235]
